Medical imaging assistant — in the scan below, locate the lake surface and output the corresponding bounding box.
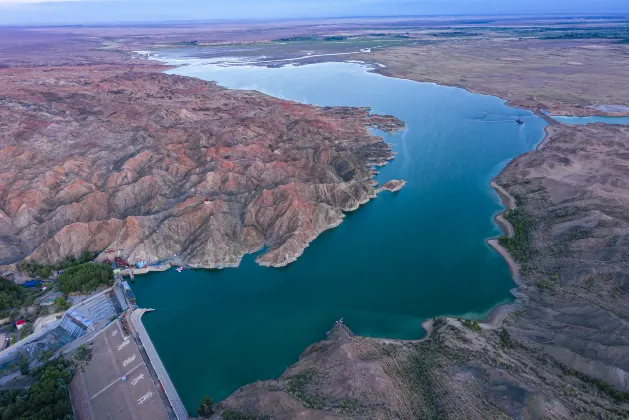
[552,115,629,125]
[130,60,547,412]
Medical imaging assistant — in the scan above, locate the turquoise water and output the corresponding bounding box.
[131,62,547,412]
[553,115,629,125]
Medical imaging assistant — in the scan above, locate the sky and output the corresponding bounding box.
[1,0,628,25]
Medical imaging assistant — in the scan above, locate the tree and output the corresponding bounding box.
[18,354,29,375]
[0,277,26,312]
[54,296,71,311]
[9,309,20,322]
[197,396,214,418]
[20,323,34,339]
[0,359,74,420]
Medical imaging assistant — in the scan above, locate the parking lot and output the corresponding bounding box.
[70,320,169,420]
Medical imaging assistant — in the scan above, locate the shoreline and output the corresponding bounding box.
[124,50,537,339]
[480,179,526,329]
[122,51,544,343]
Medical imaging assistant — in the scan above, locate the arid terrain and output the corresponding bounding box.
[197,19,629,420]
[0,61,402,268]
[2,16,629,419]
[362,40,629,117]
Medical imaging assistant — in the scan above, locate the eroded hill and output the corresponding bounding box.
[0,65,402,268]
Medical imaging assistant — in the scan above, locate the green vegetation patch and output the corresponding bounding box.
[287,368,323,409]
[498,328,516,349]
[498,208,535,265]
[19,250,100,279]
[0,276,26,312]
[559,362,629,402]
[462,319,481,332]
[197,395,214,418]
[73,345,93,362]
[20,322,34,339]
[0,359,74,420]
[287,368,317,395]
[58,262,114,294]
[54,296,71,310]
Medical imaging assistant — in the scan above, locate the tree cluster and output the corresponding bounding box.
[58,263,113,295]
[0,360,74,420]
[498,208,534,265]
[0,277,26,312]
[19,251,100,279]
[197,396,214,418]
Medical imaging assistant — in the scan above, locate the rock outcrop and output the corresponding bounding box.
[0,65,403,267]
[377,179,406,193]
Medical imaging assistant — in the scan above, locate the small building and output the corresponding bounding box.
[15,319,26,330]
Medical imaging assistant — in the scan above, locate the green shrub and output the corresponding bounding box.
[462,319,481,332]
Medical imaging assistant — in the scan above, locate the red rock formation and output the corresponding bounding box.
[0,65,403,267]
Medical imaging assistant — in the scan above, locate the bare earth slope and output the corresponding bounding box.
[363,39,629,116]
[495,124,629,393]
[0,65,402,267]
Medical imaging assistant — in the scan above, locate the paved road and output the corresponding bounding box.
[130,309,188,420]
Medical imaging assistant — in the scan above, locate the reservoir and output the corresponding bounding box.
[130,60,547,412]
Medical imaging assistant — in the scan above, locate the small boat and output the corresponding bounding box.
[176,267,184,272]
[516,119,524,125]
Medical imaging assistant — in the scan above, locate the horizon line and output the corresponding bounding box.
[2,11,629,28]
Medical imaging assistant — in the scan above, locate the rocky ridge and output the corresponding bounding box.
[0,65,403,268]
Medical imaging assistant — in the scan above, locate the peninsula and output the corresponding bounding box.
[0,55,402,270]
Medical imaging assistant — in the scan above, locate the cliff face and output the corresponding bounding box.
[0,65,403,267]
